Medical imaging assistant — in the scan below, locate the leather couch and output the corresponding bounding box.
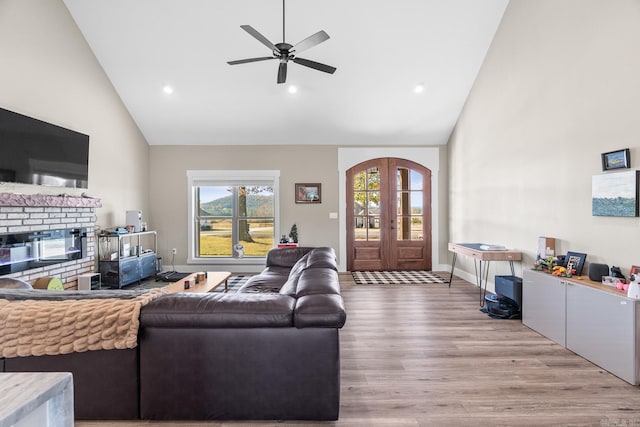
[0,246,346,421]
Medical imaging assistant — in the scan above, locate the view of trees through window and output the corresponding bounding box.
[196,185,274,257]
[352,166,424,241]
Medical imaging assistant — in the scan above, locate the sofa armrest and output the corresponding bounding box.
[140,293,295,328]
[294,294,346,328]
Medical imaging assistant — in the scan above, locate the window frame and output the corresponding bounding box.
[187,170,280,265]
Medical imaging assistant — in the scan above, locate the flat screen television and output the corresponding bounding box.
[0,107,89,189]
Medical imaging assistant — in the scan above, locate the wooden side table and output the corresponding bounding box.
[448,242,522,306]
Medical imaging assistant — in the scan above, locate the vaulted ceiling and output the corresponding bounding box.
[63,0,508,146]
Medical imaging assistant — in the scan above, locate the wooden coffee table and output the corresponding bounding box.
[163,271,232,293]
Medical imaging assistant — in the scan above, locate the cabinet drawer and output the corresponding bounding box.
[139,254,156,279]
[119,257,141,287]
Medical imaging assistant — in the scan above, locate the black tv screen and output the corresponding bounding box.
[0,107,89,189]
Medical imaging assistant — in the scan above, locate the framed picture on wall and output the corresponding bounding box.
[592,170,640,217]
[601,148,630,171]
[295,183,321,203]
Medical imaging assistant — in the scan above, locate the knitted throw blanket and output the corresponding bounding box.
[0,288,166,358]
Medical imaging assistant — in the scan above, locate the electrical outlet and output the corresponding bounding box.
[172,248,177,255]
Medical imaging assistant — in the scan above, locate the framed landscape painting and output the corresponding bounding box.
[601,148,630,171]
[295,183,321,203]
[592,170,639,217]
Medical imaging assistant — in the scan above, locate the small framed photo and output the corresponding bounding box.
[295,183,321,204]
[630,265,640,279]
[602,148,630,171]
[565,251,587,276]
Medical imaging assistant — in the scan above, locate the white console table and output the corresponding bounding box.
[523,269,640,385]
[0,372,73,427]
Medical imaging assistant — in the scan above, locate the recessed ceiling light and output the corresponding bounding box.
[288,85,298,94]
[414,83,425,94]
[162,85,174,95]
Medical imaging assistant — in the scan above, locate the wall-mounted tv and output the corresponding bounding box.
[0,107,89,189]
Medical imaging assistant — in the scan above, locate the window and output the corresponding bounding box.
[352,167,381,241]
[187,170,280,263]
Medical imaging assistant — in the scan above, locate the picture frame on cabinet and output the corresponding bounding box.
[565,251,587,276]
[630,265,640,279]
[601,148,630,171]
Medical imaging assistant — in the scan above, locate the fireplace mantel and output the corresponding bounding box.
[0,192,102,208]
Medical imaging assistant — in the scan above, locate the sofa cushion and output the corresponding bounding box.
[295,269,341,297]
[305,247,338,271]
[141,292,295,328]
[278,253,310,296]
[288,252,310,278]
[237,267,290,293]
[265,247,315,268]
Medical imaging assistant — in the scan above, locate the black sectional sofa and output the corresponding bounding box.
[0,246,346,421]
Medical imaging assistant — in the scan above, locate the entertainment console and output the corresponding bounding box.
[523,269,640,385]
[98,231,158,288]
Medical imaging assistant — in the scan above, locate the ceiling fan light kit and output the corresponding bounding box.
[227,0,336,84]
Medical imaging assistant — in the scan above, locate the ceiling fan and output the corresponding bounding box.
[227,0,336,84]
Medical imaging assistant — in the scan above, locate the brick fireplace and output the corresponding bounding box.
[0,192,101,290]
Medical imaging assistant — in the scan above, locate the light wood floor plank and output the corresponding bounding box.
[76,273,640,427]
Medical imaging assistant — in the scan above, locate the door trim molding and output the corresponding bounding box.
[338,147,441,272]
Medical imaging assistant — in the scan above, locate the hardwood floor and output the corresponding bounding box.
[77,273,640,427]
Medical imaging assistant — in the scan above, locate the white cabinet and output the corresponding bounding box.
[523,271,566,345]
[566,282,639,385]
[523,269,640,385]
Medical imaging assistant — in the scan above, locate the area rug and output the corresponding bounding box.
[352,270,447,285]
[214,275,251,293]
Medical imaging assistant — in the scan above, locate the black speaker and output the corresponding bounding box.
[588,263,609,282]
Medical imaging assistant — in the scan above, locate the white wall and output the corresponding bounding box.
[150,144,449,273]
[148,145,341,272]
[449,0,640,287]
[0,0,150,228]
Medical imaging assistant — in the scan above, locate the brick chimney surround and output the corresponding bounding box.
[0,192,101,290]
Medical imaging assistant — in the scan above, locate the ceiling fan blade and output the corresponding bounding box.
[291,30,330,54]
[292,57,336,74]
[240,25,279,52]
[227,57,275,65]
[277,62,287,84]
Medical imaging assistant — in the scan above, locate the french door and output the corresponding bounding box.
[346,157,432,271]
